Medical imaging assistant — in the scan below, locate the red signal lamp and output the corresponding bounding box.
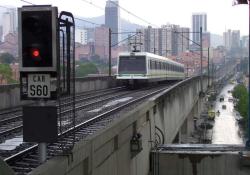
[31,48,40,58]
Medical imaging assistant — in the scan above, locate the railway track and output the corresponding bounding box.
[0,86,125,122]
[0,87,126,137]
[1,83,174,174]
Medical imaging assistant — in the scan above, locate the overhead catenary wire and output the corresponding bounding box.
[77,0,136,32]
[80,0,104,11]
[109,0,159,28]
[20,0,35,5]
[111,32,140,47]
[75,17,102,26]
[17,0,159,45]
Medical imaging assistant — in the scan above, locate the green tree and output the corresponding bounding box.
[232,84,249,131]
[0,52,15,64]
[75,62,98,77]
[0,64,14,83]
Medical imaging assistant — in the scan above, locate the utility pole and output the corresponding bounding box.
[154,29,156,54]
[208,47,210,87]
[200,27,203,94]
[109,28,111,76]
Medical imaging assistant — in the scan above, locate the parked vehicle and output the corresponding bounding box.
[219,96,224,102]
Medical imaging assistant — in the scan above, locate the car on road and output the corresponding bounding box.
[222,105,226,109]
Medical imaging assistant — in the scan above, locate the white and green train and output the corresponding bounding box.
[116,52,185,86]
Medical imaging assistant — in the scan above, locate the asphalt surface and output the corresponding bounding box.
[212,83,244,144]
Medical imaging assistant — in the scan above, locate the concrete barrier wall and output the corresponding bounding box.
[152,145,250,175]
[153,76,207,143]
[0,76,118,110]
[27,76,207,175]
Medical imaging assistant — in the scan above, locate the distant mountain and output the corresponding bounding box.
[75,15,143,32]
[210,33,223,48]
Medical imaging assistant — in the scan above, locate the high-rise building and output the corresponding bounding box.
[223,29,240,50]
[241,35,249,48]
[172,25,190,56]
[159,26,172,57]
[105,0,120,46]
[223,29,231,49]
[231,30,240,49]
[75,28,87,45]
[159,25,189,56]
[192,13,207,44]
[132,25,189,57]
[149,27,160,54]
[94,25,109,59]
[86,28,95,43]
[2,8,17,41]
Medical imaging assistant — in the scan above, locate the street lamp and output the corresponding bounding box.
[233,0,250,149]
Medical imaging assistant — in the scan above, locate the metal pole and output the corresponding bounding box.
[39,143,47,163]
[38,101,46,163]
[154,29,156,54]
[109,28,111,76]
[246,2,250,149]
[200,27,203,94]
[208,47,210,87]
[66,19,71,94]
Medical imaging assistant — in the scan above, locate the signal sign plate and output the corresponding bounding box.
[28,74,51,98]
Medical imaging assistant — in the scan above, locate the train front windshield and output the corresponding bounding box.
[118,56,146,74]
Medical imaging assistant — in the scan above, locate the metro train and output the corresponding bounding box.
[116,52,185,87]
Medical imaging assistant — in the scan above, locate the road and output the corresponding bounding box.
[212,83,244,144]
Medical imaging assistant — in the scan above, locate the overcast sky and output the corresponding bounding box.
[1,0,249,35]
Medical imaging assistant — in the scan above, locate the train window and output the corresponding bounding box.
[118,56,146,74]
[151,61,155,70]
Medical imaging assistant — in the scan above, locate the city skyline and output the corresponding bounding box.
[0,0,249,36]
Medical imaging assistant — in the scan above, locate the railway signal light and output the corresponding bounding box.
[19,6,59,100]
[19,6,58,72]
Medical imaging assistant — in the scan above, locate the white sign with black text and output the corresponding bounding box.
[28,74,51,98]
